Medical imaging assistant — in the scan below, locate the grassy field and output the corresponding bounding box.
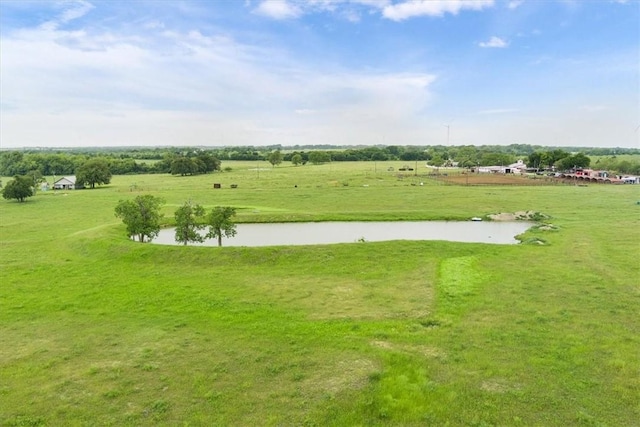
[1,161,639,426]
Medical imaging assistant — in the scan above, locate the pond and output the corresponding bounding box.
[150,221,533,247]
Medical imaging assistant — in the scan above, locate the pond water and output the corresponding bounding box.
[150,221,532,247]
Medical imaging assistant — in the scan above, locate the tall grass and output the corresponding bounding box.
[1,162,639,425]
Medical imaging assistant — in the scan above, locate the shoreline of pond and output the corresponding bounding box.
[147,220,534,247]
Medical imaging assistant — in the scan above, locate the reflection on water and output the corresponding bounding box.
[150,221,532,247]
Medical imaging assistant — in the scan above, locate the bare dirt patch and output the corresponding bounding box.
[370,340,446,359]
[480,378,521,393]
[302,358,379,395]
[488,211,549,221]
[434,174,555,186]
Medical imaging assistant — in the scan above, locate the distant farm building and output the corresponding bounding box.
[620,176,639,184]
[558,169,624,184]
[477,160,527,175]
[53,176,82,190]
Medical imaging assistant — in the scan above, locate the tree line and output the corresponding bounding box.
[0,150,221,178]
[114,195,237,246]
[2,144,639,179]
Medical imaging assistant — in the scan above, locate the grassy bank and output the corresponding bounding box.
[1,162,639,426]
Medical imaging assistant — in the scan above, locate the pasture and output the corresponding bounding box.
[1,161,639,426]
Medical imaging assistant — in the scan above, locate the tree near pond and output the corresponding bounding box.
[175,201,205,245]
[114,195,165,243]
[205,206,237,247]
[76,158,112,189]
[2,175,34,202]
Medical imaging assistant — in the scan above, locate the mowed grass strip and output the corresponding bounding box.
[1,161,639,425]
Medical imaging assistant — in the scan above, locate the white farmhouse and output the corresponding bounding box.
[53,176,83,190]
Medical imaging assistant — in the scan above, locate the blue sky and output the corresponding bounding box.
[1,0,638,148]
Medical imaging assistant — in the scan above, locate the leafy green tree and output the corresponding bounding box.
[205,206,237,247]
[527,151,545,170]
[428,154,444,167]
[385,145,403,158]
[2,175,34,202]
[291,153,303,166]
[556,152,591,171]
[454,146,479,167]
[0,151,21,175]
[479,153,514,167]
[400,151,420,161]
[114,195,165,243]
[76,158,112,189]
[547,149,569,167]
[196,152,221,173]
[174,201,205,245]
[171,156,197,176]
[267,150,283,167]
[308,151,331,165]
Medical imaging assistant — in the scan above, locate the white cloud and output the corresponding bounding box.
[295,108,318,115]
[476,108,518,115]
[382,0,494,21]
[252,0,494,21]
[478,36,508,48]
[254,0,302,19]
[39,0,94,31]
[2,1,636,148]
[0,13,439,147]
[507,0,524,9]
[579,104,609,112]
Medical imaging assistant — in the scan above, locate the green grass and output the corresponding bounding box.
[1,161,639,426]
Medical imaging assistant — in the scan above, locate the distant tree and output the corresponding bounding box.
[548,149,570,166]
[308,151,331,165]
[115,195,165,243]
[196,152,221,173]
[527,151,545,170]
[174,201,205,245]
[25,170,44,193]
[370,151,388,161]
[0,151,27,176]
[557,152,591,171]
[171,156,197,176]
[428,154,445,167]
[385,145,403,158]
[400,151,420,161]
[76,158,112,189]
[291,153,303,166]
[267,150,283,167]
[0,151,20,174]
[2,175,34,202]
[154,154,175,174]
[479,153,514,167]
[205,206,237,247]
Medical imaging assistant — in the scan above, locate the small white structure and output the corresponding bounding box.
[505,159,527,174]
[621,176,639,184]
[53,176,81,190]
[477,160,527,174]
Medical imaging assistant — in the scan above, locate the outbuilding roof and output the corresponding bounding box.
[54,176,76,184]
